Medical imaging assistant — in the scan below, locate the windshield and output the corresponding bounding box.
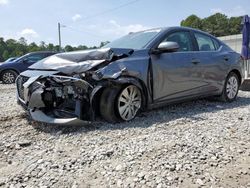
[104,29,162,49]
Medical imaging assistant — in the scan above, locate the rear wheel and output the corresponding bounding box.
[1,70,18,84]
[100,85,142,123]
[220,72,239,102]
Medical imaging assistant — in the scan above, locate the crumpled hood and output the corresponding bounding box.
[29,48,133,75]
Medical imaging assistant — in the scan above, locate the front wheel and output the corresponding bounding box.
[100,85,142,123]
[220,72,240,102]
[117,85,142,121]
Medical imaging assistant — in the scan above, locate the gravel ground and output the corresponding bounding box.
[0,84,250,188]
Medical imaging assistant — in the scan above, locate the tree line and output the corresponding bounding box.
[181,13,242,37]
[0,37,109,62]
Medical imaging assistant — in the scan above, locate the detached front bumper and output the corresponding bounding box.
[17,99,89,125]
[30,110,88,125]
[16,72,94,125]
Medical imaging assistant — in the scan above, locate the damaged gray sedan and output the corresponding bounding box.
[16,27,244,124]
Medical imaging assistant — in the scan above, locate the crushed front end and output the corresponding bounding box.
[16,73,95,125]
[16,48,136,125]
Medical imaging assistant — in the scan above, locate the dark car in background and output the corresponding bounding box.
[16,27,244,124]
[0,51,56,84]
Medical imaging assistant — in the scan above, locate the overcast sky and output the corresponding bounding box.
[0,0,249,47]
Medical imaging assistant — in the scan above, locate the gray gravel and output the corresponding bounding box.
[0,84,250,188]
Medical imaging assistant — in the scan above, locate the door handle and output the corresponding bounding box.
[224,56,229,61]
[191,59,200,65]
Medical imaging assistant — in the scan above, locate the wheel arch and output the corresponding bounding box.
[90,76,148,116]
[229,69,242,84]
[0,68,20,76]
[114,76,148,109]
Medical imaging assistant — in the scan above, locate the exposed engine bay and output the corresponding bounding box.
[28,76,93,120]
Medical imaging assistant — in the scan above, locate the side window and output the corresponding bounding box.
[194,33,216,51]
[25,54,46,63]
[163,31,194,52]
[212,38,221,50]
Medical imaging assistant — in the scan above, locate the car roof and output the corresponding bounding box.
[27,51,57,55]
[12,51,57,62]
[139,26,222,49]
[138,26,218,38]
[165,26,220,40]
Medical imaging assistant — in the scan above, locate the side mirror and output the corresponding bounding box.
[151,42,179,54]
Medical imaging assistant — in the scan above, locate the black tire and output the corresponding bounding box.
[100,85,143,123]
[100,87,121,123]
[1,70,18,84]
[219,72,240,102]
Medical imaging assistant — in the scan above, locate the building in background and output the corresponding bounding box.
[218,34,242,53]
[219,34,250,80]
[219,33,250,90]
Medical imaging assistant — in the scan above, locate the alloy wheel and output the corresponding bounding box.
[118,85,142,121]
[2,71,16,84]
[226,75,238,99]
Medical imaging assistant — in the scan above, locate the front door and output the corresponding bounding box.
[151,30,204,102]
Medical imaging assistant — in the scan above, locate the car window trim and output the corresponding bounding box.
[211,38,222,51]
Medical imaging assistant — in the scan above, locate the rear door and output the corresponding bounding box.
[192,32,229,93]
[151,30,204,102]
